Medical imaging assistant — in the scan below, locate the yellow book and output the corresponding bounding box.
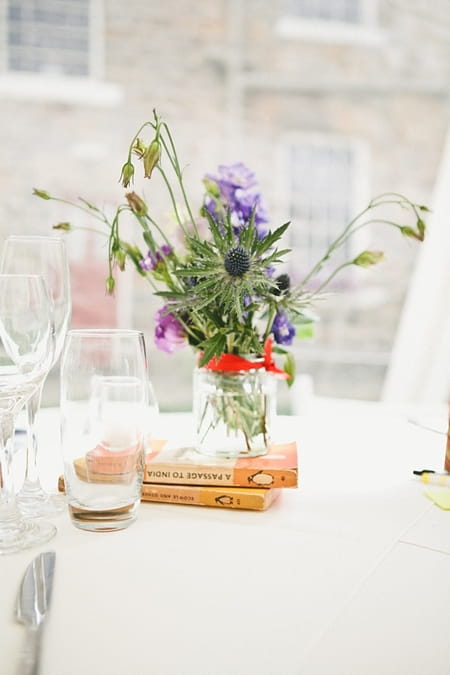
[140,482,281,511]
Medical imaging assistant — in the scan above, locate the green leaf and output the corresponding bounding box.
[202,208,227,250]
[175,267,216,277]
[296,322,314,339]
[198,333,227,367]
[255,222,290,255]
[154,290,188,300]
[143,231,156,250]
[283,352,296,387]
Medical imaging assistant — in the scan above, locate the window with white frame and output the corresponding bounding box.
[6,0,90,76]
[282,135,369,286]
[0,1,120,104]
[2,0,102,77]
[285,0,363,23]
[277,0,382,44]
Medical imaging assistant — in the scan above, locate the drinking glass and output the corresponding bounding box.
[0,235,71,515]
[60,329,148,532]
[0,274,56,554]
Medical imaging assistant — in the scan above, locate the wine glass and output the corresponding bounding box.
[0,274,56,554]
[60,329,148,531]
[0,235,71,516]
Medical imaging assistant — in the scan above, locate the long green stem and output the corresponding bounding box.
[126,120,156,163]
[46,196,112,226]
[313,261,354,295]
[299,195,418,288]
[155,165,190,237]
[160,122,199,236]
[263,304,277,342]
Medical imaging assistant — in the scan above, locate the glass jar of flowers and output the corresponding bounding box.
[34,110,427,458]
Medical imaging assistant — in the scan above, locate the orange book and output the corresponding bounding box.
[143,441,298,488]
[141,483,281,511]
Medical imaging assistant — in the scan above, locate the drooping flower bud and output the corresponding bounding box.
[400,226,423,242]
[416,218,426,240]
[353,250,384,268]
[106,276,115,294]
[125,191,148,216]
[132,137,146,159]
[114,249,127,271]
[119,161,135,188]
[143,139,161,179]
[52,222,72,232]
[202,177,221,199]
[33,188,51,200]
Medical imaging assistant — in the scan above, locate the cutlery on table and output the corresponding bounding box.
[15,551,56,675]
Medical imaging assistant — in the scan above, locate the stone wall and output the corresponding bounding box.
[0,0,448,408]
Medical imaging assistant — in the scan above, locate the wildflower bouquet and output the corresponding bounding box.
[34,109,427,456]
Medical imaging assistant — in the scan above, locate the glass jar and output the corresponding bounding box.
[193,366,277,458]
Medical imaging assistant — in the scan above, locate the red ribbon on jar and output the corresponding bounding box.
[203,337,289,379]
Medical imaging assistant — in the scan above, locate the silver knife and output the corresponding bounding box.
[15,551,56,675]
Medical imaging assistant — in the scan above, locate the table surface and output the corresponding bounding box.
[1,399,449,675]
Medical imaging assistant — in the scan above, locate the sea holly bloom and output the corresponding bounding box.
[224,246,251,278]
[274,273,291,294]
[272,311,296,346]
[140,244,173,272]
[154,306,186,353]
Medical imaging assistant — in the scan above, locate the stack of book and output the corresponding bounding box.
[139,439,298,511]
[60,440,298,512]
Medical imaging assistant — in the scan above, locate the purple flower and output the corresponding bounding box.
[204,162,269,238]
[140,244,172,271]
[154,306,186,353]
[208,163,258,191]
[272,312,296,346]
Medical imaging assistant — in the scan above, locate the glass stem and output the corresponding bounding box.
[21,383,44,491]
[0,414,23,525]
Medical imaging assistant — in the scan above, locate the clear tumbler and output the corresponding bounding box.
[60,329,148,532]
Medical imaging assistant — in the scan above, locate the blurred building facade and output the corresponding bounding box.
[0,0,449,409]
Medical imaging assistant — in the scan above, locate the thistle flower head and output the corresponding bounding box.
[274,273,291,294]
[224,245,251,277]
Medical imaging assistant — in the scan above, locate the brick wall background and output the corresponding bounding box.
[1,0,449,410]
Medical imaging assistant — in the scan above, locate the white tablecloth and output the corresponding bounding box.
[1,400,449,675]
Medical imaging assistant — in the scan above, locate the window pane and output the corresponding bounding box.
[286,141,357,283]
[7,0,90,76]
[286,0,362,23]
